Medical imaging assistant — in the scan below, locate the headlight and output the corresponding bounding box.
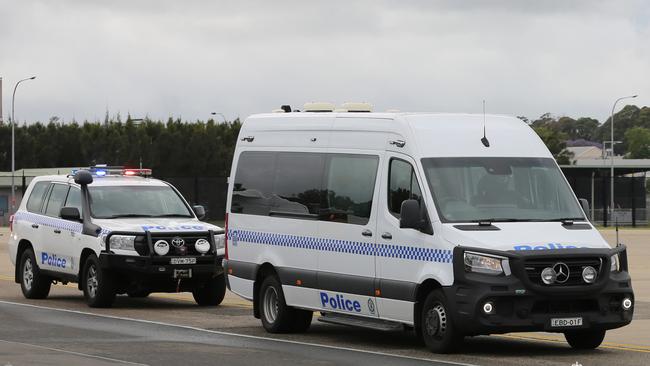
[195,238,211,254]
[214,234,225,250]
[611,254,619,272]
[464,251,509,276]
[109,235,136,251]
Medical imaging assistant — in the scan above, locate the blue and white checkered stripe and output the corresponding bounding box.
[15,211,83,233]
[229,229,453,263]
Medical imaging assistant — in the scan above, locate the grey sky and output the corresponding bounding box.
[1,0,649,123]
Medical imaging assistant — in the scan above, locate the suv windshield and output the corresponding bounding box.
[421,157,585,223]
[89,185,193,219]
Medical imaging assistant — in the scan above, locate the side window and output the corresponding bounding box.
[44,184,70,217]
[26,181,50,213]
[65,187,82,214]
[322,155,378,225]
[231,152,276,216]
[388,159,423,217]
[272,152,325,217]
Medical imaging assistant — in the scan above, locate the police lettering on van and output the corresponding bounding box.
[8,166,227,308]
[223,104,633,353]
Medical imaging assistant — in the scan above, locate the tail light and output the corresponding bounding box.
[224,212,229,260]
[9,215,14,232]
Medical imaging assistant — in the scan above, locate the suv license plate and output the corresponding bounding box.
[170,257,196,265]
[551,317,583,328]
[173,269,192,279]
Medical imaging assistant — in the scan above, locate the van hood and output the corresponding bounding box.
[91,217,222,234]
[441,222,610,252]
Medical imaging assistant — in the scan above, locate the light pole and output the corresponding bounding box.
[130,118,144,169]
[610,94,637,224]
[11,76,36,215]
[210,112,226,122]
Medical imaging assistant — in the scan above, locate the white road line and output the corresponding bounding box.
[0,338,149,365]
[0,300,476,366]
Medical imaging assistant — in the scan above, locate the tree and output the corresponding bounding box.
[625,127,650,159]
[531,125,574,164]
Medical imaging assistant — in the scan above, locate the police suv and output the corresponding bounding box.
[223,103,634,353]
[8,166,226,308]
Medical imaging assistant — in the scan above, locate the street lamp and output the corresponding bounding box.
[610,94,637,224]
[11,76,36,215]
[130,118,145,169]
[210,112,226,122]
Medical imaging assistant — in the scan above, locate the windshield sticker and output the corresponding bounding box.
[141,225,205,231]
[514,243,587,250]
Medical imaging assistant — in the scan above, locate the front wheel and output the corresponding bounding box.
[564,329,606,349]
[19,249,51,299]
[192,274,226,306]
[420,289,463,353]
[82,254,116,308]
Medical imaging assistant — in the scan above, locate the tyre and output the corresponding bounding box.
[82,254,116,308]
[127,290,151,298]
[290,309,313,333]
[420,289,463,353]
[19,248,51,299]
[192,274,226,306]
[259,275,299,333]
[564,329,606,349]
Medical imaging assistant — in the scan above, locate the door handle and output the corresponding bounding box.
[31,224,39,229]
[381,232,393,240]
[361,229,373,237]
[54,229,61,234]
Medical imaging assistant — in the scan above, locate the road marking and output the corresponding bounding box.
[496,334,650,353]
[0,338,149,365]
[0,300,476,366]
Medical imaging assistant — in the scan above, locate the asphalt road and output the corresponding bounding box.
[1,228,649,366]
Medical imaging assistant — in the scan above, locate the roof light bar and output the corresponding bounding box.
[70,166,152,177]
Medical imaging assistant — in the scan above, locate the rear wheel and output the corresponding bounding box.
[564,329,606,349]
[192,274,226,306]
[259,275,312,333]
[420,289,462,353]
[82,254,116,308]
[19,249,51,299]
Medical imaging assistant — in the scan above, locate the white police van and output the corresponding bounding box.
[223,103,634,353]
[8,166,226,308]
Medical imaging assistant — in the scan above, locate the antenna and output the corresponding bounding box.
[615,215,619,246]
[481,100,490,147]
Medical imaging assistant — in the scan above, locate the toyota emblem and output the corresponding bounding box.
[553,262,570,284]
[171,237,185,248]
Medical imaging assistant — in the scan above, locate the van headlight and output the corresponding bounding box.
[109,235,136,251]
[611,254,619,272]
[464,251,510,276]
[214,234,225,250]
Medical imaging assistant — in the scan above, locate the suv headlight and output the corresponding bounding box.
[109,235,136,251]
[464,251,510,276]
[214,234,225,250]
[611,254,619,272]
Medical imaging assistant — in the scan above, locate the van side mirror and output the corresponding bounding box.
[400,199,423,229]
[74,170,93,185]
[578,198,590,217]
[60,207,81,222]
[193,205,206,220]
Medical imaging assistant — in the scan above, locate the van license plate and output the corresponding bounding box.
[550,317,583,328]
[170,257,196,265]
[173,269,192,279]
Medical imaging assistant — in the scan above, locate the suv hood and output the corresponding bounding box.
[442,222,611,252]
[92,217,222,234]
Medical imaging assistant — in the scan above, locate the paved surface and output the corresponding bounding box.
[1,228,649,365]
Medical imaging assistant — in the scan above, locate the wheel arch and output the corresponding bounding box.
[253,262,278,319]
[15,240,35,283]
[413,278,443,332]
[77,248,96,290]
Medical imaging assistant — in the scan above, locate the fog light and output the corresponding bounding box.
[153,240,170,256]
[541,267,557,285]
[582,266,597,284]
[622,298,633,310]
[195,238,210,254]
[483,302,495,314]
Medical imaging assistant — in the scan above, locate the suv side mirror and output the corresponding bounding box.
[578,198,590,217]
[193,205,206,220]
[60,207,81,222]
[74,170,93,185]
[400,199,423,229]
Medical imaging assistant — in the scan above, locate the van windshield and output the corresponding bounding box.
[88,185,193,219]
[421,157,585,223]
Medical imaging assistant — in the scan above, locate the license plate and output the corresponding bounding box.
[170,257,196,265]
[173,269,192,279]
[550,317,583,328]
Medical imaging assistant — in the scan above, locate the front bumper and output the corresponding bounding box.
[447,245,634,335]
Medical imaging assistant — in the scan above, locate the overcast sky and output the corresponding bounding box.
[1,0,649,124]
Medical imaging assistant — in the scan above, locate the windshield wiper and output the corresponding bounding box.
[472,218,535,224]
[150,214,193,218]
[101,214,154,219]
[539,217,585,225]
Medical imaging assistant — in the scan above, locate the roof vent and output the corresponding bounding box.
[340,102,373,113]
[303,102,335,112]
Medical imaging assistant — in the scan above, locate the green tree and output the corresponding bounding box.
[531,125,574,164]
[625,127,650,159]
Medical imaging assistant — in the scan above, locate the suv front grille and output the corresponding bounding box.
[525,257,603,286]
